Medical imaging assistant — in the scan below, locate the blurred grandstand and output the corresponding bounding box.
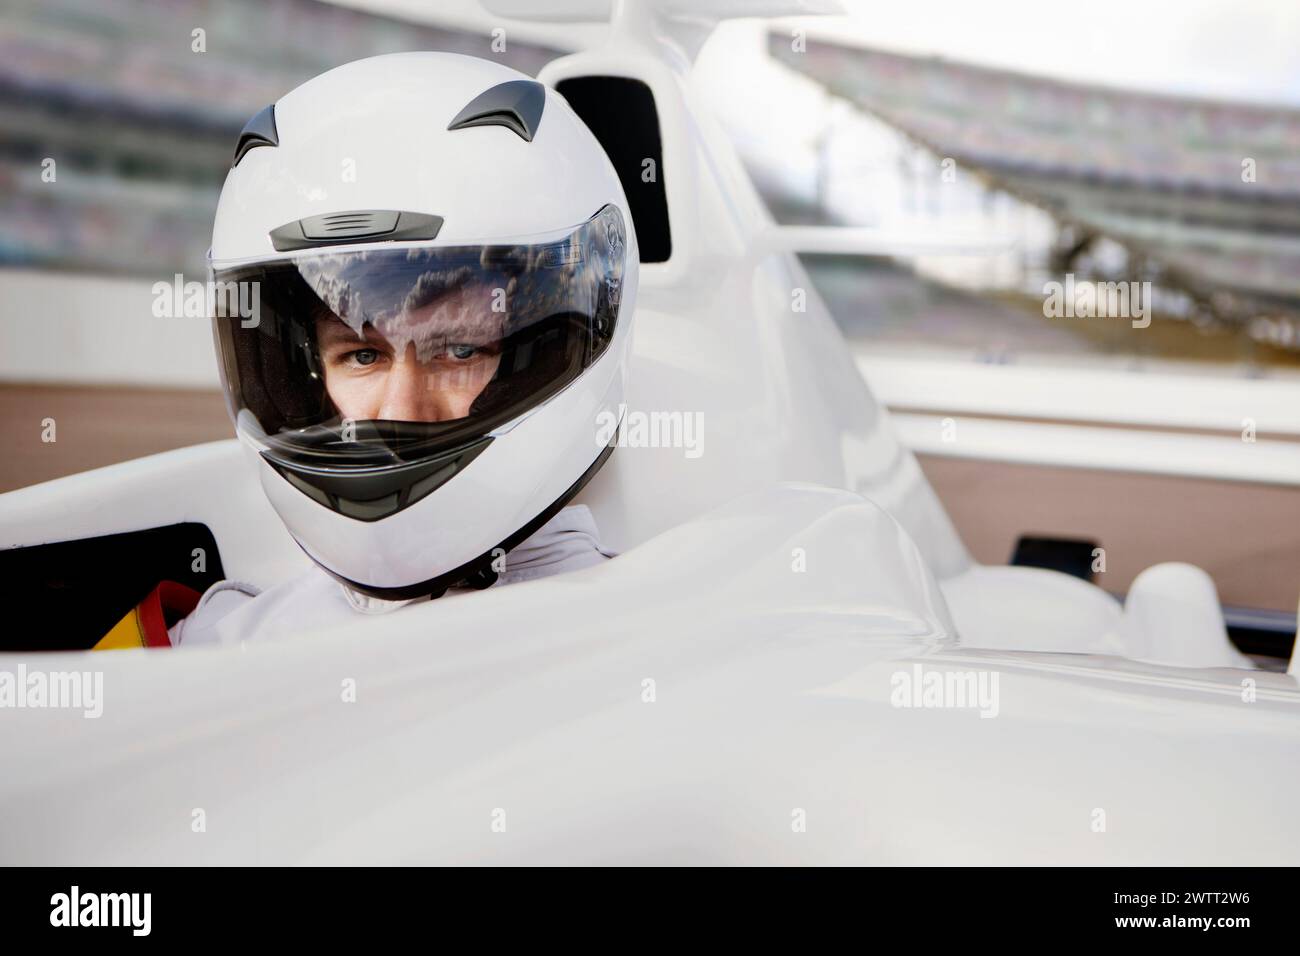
[0,0,562,278]
[3,0,1296,366]
[767,33,1300,363]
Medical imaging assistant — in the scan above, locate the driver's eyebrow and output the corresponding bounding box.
[316,317,375,348]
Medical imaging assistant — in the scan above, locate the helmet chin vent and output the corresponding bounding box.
[447,79,545,142]
[265,435,492,522]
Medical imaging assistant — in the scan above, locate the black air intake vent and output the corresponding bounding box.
[232,103,279,167]
[555,76,671,264]
[269,210,444,251]
[447,80,546,142]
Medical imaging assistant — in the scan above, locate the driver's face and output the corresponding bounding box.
[315,283,502,423]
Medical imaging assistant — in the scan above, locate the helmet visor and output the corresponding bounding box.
[211,205,626,468]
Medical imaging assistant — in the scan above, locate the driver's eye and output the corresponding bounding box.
[350,348,380,367]
[449,344,477,360]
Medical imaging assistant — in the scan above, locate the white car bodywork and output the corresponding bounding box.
[0,0,1296,864]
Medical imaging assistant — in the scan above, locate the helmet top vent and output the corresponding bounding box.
[447,79,545,142]
[232,104,279,168]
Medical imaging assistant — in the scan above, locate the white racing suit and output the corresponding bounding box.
[171,505,611,647]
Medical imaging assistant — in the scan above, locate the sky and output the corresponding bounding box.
[794,0,1300,106]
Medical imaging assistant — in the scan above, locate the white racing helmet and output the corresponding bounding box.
[209,53,637,599]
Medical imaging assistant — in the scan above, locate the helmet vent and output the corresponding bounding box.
[447,80,545,142]
[232,104,279,167]
[265,435,493,523]
[269,210,444,252]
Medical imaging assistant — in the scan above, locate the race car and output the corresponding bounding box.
[0,0,1296,865]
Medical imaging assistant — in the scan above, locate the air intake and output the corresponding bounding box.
[269,210,444,252]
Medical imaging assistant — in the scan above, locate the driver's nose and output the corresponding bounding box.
[377,344,463,422]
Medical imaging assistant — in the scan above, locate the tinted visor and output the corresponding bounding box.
[211,205,626,468]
